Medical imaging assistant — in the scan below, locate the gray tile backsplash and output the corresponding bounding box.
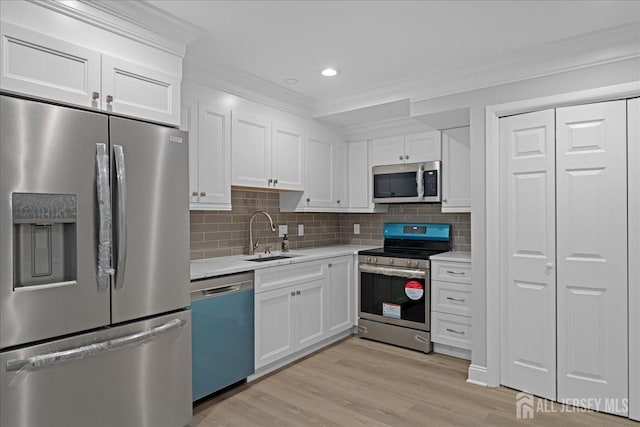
[190,190,471,260]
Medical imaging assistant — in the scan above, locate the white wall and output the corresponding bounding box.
[412,56,640,373]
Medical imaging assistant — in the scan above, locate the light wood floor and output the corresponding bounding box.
[193,337,638,426]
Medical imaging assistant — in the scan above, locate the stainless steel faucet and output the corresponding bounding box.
[249,211,277,255]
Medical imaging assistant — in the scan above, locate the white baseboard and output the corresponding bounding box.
[433,343,471,360]
[467,364,489,387]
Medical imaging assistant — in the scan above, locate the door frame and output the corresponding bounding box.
[484,81,640,388]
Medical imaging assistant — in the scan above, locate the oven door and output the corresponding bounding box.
[359,264,430,331]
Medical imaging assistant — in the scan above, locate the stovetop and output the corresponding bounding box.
[358,247,449,260]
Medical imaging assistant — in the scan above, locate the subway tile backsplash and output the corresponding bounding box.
[189,190,471,260]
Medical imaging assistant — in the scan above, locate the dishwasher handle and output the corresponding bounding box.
[191,278,253,301]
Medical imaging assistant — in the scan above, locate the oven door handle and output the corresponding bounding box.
[359,264,426,279]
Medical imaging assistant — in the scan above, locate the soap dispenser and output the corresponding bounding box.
[281,234,290,252]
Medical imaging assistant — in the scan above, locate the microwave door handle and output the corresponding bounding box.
[416,164,424,198]
[95,143,114,292]
[113,145,127,290]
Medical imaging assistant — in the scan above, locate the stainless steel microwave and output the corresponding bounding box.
[372,161,441,203]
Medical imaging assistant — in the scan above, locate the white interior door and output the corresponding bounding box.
[629,97,640,422]
[499,109,556,400]
[556,100,628,415]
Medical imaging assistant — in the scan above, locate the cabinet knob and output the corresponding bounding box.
[296,290,301,295]
[442,198,448,203]
[291,291,295,296]
[328,263,332,268]
[267,178,273,185]
[336,200,340,204]
[200,192,206,196]
[106,95,113,104]
[192,192,198,197]
[399,155,403,160]
[92,92,100,101]
[405,155,409,160]
[306,198,310,203]
[273,179,278,185]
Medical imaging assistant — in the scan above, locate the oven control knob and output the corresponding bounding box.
[367,257,371,263]
[389,259,394,265]
[373,258,378,263]
[407,260,412,267]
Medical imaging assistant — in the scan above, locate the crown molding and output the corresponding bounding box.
[313,22,640,118]
[183,56,314,118]
[343,117,435,142]
[29,0,205,57]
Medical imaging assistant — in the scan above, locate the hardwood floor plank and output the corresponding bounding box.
[193,337,638,426]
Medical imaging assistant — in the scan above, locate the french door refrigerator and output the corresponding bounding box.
[0,94,192,427]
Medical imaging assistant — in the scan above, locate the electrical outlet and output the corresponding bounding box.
[354,224,360,235]
[278,225,288,237]
[298,224,304,236]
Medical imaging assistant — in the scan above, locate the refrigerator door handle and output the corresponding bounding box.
[5,318,187,373]
[113,145,127,289]
[96,143,114,292]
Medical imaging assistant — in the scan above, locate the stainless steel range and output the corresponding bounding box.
[357,223,452,353]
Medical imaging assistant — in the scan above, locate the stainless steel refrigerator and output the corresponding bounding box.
[0,94,192,427]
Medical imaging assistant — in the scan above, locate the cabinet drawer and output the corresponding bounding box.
[431,312,472,350]
[431,280,471,317]
[255,260,324,293]
[431,261,471,284]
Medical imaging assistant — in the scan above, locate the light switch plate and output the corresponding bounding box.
[354,224,360,234]
[278,225,288,237]
[298,224,304,236]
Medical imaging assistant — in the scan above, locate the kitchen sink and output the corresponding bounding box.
[247,255,297,262]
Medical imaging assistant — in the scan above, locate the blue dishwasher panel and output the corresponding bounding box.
[191,288,254,401]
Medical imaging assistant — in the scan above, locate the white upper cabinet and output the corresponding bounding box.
[232,113,305,191]
[332,142,348,208]
[232,112,272,188]
[304,136,334,208]
[181,97,232,210]
[348,141,369,209]
[0,22,181,126]
[271,122,305,191]
[441,127,471,212]
[370,131,441,166]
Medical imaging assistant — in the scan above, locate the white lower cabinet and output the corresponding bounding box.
[430,258,472,359]
[254,256,353,370]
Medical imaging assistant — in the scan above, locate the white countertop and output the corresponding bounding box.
[190,245,378,281]
[429,251,472,263]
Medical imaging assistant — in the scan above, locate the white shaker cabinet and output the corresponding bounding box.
[326,257,353,335]
[181,96,231,210]
[271,122,305,191]
[370,131,441,166]
[347,141,388,213]
[441,127,471,213]
[0,22,181,126]
[254,286,295,368]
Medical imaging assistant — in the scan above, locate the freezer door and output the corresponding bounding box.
[0,95,111,349]
[1,310,192,427]
[109,117,190,322]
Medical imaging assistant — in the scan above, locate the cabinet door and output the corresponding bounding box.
[255,287,295,369]
[556,101,628,415]
[181,99,199,204]
[232,112,272,188]
[294,278,327,350]
[0,22,100,108]
[332,142,348,208]
[101,55,180,126]
[348,141,369,209]
[499,109,556,401]
[272,123,304,191]
[629,97,640,422]
[305,136,334,208]
[404,131,441,162]
[441,127,470,212]
[370,135,405,166]
[197,102,231,208]
[327,257,353,334]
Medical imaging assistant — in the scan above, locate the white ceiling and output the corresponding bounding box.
[147,0,638,105]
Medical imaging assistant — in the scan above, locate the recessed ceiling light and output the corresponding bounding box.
[321,68,339,77]
[283,78,298,85]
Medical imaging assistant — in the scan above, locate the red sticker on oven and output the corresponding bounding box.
[405,280,424,300]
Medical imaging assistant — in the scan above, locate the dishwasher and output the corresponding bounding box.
[190,271,254,401]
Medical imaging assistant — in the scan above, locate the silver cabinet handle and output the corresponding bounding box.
[192,192,198,196]
[106,95,113,104]
[296,290,301,295]
[446,296,466,302]
[200,192,206,197]
[92,91,100,101]
[113,145,127,290]
[95,143,114,292]
[446,270,465,275]
[405,155,409,160]
[291,291,295,296]
[446,328,465,335]
[273,179,278,185]
[267,178,273,186]
[398,155,403,160]
[6,319,186,372]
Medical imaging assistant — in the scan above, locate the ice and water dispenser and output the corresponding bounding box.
[12,193,77,288]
